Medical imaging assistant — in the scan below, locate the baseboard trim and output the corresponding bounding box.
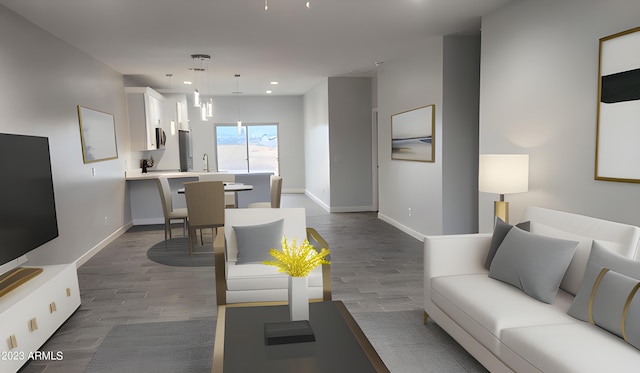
[304,191,330,212]
[283,188,305,194]
[75,222,133,268]
[330,205,375,213]
[377,213,425,242]
[132,217,164,226]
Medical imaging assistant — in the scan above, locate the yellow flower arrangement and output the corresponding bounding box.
[263,236,330,277]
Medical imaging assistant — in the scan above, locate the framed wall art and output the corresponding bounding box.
[77,105,118,163]
[595,26,640,182]
[391,104,435,162]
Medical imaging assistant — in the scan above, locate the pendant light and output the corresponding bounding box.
[207,98,213,118]
[166,74,177,135]
[234,74,243,135]
[190,54,210,108]
[206,65,213,118]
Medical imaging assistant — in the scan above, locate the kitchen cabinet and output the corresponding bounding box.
[126,87,165,151]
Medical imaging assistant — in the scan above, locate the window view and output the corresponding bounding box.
[215,124,279,174]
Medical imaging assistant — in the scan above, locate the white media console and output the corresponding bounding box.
[0,264,80,372]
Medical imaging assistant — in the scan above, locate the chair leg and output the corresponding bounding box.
[164,219,170,240]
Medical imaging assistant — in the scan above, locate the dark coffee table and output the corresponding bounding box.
[213,301,389,372]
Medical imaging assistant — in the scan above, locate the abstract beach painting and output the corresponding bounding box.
[391,104,435,162]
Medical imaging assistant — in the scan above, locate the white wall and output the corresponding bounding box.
[0,5,129,265]
[186,95,305,192]
[304,80,331,209]
[377,39,445,239]
[479,0,640,232]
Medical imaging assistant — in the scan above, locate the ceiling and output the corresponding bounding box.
[0,0,511,96]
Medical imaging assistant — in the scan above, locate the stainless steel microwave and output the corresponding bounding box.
[155,127,166,149]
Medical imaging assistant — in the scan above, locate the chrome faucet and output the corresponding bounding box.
[203,153,209,172]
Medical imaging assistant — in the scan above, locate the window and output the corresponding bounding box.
[215,124,279,174]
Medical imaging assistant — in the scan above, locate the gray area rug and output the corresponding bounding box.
[85,319,215,373]
[146,237,214,267]
[354,310,487,373]
[84,310,483,373]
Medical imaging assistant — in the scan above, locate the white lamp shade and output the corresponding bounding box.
[479,154,529,195]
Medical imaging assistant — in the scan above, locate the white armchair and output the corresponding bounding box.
[214,208,331,305]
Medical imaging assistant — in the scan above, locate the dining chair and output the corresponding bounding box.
[198,172,237,208]
[156,176,188,241]
[247,175,283,208]
[183,180,225,256]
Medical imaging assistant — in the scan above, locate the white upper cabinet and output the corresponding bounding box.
[126,87,165,151]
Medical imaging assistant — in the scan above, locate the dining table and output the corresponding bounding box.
[177,183,253,193]
[178,183,253,208]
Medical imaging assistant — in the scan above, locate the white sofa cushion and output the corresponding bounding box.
[226,262,322,291]
[225,287,325,304]
[431,274,577,355]
[501,323,640,373]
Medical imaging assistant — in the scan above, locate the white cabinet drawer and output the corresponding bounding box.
[0,264,80,372]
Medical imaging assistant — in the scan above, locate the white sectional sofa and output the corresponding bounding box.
[424,206,640,372]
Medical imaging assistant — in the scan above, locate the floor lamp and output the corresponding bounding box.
[479,154,529,224]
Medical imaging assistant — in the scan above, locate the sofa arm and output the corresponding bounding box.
[424,233,492,319]
[424,233,492,279]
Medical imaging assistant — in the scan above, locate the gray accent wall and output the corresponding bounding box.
[328,77,373,212]
[0,5,130,265]
[442,35,481,234]
[479,0,640,232]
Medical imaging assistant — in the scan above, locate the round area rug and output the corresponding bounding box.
[146,237,214,267]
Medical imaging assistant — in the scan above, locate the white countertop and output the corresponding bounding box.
[125,170,230,180]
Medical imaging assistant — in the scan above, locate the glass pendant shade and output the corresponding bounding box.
[194,89,201,108]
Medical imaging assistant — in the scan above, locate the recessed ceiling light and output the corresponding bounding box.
[184,81,193,85]
[266,90,272,94]
[270,81,279,85]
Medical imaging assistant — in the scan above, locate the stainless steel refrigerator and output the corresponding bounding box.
[178,130,192,172]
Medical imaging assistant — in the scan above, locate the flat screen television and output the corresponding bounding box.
[0,133,59,276]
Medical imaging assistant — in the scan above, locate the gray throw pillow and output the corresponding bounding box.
[568,241,640,321]
[489,227,578,304]
[484,217,531,270]
[587,268,640,350]
[233,219,284,264]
